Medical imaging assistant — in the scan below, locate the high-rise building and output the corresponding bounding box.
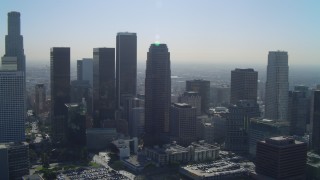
[34,84,46,115]
[93,48,116,127]
[70,80,92,114]
[3,12,25,72]
[288,91,309,136]
[230,68,258,104]
[211,85,230,106]
[77,58,93,86]
[50,47,70,141]
[265,51,289,121]
[170,103,197,146]
[130,107,145,138]
[186,80,210,113]
[225,100,260,155]
[0,71,25,143]
[65,102,87,147]
[311,90,320,153]
[116,32,137,108]
[249,118,290,156]
[145,43,171,145]
[0,142,29,180]
[255,136,307,180]
[178,91,201,116]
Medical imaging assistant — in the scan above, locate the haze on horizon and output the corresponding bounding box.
[0,0,319,66]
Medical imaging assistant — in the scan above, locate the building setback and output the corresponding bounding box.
[255,136,307,180]
[50,47,70,141]
[230,68,258,104]
[145,43,171,145]
[265,51,289,121]
[93,48,116,127]
[116,32,137,108]
[3,12,26,72]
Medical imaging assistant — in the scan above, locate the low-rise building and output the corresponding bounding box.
[86,128,117,151]
[145,141,219,166]
[112,137,138,159]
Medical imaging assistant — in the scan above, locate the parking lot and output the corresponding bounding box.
[57,167,130,180]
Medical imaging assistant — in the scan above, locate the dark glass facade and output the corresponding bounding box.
[50,47,70,141]
[116,32,137,108]
[145,44,171,145]
[256,137,307,179]
[230,68,258,104]
[93,48,116,127]
[312,90,320,153]
[186,80,210,113]
[4,11,25,72]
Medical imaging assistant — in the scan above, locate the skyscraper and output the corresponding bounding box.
[265,51,289,121]
[311,90,320,153]
[178,91,201,116]
[186,80,210,113]
[0,71,25,143]
[170,103,197,146]
[0,142,29,180]
[93,48,116,127]
[116,32,137,108]
[145,43,171,145]
[34,84,46,115]
[77,58,93,86]
[225,100,260,155]
[50,47,70,141]
[256,137,307,180]
[230,68,258,104]
[288,90,309,136]
[3,12,25,72]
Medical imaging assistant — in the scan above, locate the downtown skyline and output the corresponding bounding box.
[0,0,319,66]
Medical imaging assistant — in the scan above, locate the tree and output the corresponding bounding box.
[41,153,50,168]
[42,168,57,180]
[29,149,37,163]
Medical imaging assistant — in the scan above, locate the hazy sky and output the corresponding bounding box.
[0,0,319,66]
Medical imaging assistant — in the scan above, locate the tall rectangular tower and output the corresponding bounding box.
[77,58,93,86]
[311,90,320,153]
[50,47,70,141]
[265,51,289,121]
[116,32,137,108]
[230,68,258,104]
[145,43,171,145]
[0,71,25,143]
[170,103,197,146]
[34,84,46,115]
[93,48,116,127]
[4,12,26,72]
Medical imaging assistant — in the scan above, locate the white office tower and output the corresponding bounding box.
[265,51,289,121]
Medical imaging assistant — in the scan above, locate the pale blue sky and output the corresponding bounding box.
[0,0,319,66]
